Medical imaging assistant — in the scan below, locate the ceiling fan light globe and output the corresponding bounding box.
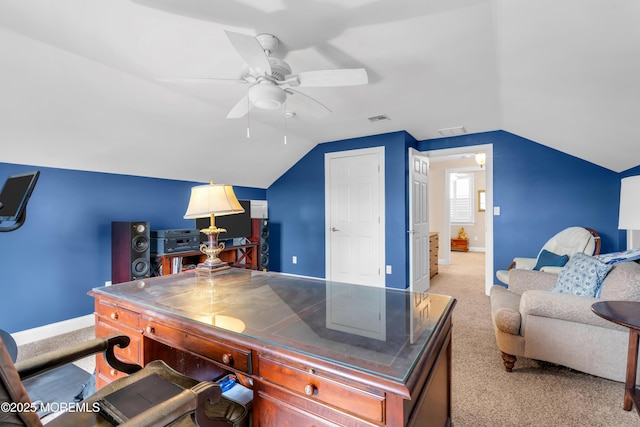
[249,84,286,110]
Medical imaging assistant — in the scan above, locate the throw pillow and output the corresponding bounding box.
[550,252,612,297]
[533,249,569,271]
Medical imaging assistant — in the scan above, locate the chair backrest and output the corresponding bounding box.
[538,226,599,260]
[0,338,43,426]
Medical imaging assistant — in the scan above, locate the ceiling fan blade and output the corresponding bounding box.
[157,77,248,84]
[225,30,272,75]
[286,68,368,88]
[226,94,253,119]
[285,89,331,119]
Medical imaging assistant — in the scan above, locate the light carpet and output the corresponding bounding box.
[429,251,638,427]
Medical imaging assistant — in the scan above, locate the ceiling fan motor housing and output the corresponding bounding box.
[249,83,286,110]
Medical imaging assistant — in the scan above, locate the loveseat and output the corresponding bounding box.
[490,258,640,382]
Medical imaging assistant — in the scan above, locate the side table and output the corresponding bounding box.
[591,301,640,415]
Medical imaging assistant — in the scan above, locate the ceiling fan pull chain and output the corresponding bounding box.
[283,100,288,145]
[246,96,251,139]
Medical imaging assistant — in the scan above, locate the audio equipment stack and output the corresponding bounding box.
[150,229,200,254]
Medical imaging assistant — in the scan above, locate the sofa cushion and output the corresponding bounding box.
[533,250,569,271]
[550,253,612,297]
[599,261,640,300]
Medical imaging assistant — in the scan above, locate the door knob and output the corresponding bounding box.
[331,227,340,232]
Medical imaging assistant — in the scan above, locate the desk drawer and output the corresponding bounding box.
[96,300,140,329]
[259,356,385,423]
[142,318,252,374]
[95,320,141,364]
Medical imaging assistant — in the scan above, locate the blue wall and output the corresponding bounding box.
[3,129,637,332]
[0,162,265,333]
[418,130,623,275]
[267,131,415,289]
[268,130,630,290]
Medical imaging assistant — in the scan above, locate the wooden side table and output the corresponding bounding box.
[591,301,640,415]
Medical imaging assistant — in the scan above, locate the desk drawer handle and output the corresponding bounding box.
[304,384,316,396]
[110,312,119,320]
[146,326,155,334]
[222,353,233,365]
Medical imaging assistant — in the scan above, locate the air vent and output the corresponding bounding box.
[368,114,391,123]
[437,126,467,136]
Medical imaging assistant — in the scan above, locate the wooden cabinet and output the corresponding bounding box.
[451,238,469,252]
[90,269,456,426]
[152,243,259,275]
[429,232,439,278]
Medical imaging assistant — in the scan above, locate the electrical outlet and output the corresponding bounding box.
[105,281,112,286]
[292,256,297,264]
[386,265,392,274]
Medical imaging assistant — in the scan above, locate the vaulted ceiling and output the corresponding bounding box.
[0,0,638,188]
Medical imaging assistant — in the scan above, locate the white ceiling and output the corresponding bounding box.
[0,0,638,188]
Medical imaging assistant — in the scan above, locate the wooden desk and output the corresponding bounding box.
[592,301,640,415]
[90,269,456,426]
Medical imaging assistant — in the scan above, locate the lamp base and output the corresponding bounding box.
[196,260,230,272]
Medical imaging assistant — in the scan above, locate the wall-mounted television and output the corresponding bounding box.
[196,199,252,241]
[0,171,40,224]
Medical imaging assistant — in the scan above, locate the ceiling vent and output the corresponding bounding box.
[368,114,391,123]
[437,126,467,136]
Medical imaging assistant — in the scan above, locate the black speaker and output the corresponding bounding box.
[112,221,151,284]
[259,219,269,271]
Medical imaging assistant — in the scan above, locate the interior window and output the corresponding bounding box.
[450,172,474,224]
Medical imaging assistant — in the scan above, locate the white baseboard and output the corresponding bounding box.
[12,314,94,347]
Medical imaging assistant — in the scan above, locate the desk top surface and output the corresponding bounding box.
[92,268,455,383]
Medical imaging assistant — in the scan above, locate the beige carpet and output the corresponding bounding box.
[429,251,638,427]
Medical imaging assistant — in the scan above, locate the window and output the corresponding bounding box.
[450,172,474,223]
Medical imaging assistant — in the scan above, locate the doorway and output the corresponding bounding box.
[425,144,493,295]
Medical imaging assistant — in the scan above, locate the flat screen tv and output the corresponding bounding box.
[196,199,252,241]
[0,171,40,223]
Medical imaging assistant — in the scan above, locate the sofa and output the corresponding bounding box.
[490,258,640,382]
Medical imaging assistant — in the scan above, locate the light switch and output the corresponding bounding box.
[494,206,501,215]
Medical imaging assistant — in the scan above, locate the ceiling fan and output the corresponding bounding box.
[158,31,368,119]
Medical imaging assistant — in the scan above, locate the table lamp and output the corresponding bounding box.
[619,175,640,250]
[184,181,245,271]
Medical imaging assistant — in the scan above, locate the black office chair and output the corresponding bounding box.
[1,334,248,426]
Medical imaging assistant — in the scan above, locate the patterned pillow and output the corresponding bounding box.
[550,252,612,297]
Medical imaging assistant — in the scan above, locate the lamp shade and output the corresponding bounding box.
[184,183,244,219]
[619,175,640,230]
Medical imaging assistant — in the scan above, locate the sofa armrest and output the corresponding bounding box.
[490,285,522,335]
[513,257,537,270]
[519,290,626,331]
[507,269,558,295]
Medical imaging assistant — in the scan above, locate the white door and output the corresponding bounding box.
[409,148,430,293]
[325,147,385,287]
